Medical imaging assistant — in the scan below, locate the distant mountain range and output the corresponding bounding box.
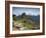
[16,15,40,23]
[31,15,40,22]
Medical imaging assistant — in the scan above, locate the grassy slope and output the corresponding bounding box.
[15,18,33,30]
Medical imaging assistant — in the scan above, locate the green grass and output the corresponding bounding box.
[14,18,33,29]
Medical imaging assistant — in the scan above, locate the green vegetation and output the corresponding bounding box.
[13,12,40,31]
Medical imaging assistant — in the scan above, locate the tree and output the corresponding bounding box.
[13,15,16,21]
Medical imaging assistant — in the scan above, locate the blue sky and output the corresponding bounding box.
[12,7,40,16]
